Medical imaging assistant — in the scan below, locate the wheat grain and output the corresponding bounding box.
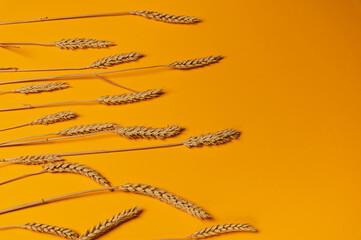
[168,56,223,69]
[188,223,257,239]
[21,223,79,239]
[11,82,70,94]
[89,52,143,69]
[183,129,241,148]
[78,207,141,240]
[54,38,115,49]
[28,111,78,125]
[97,89,163,105]
[115,125,183,139]
[43,162,111,187]
[0,154,63,165]
[130,10,200,24]
[56,123,119,136]
[118,183,211,219]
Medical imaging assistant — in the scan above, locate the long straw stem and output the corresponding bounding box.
[0,170,44,185]
[0,65,167,85]
[0,11,131,25]
[0,44,19,48]
[0,42,54,46]
[0,133,53,145]
[93,73,138,92]
[0,100,95,112]
[0,225,22,230]
[0,123,28,132]
[0,67,88,73]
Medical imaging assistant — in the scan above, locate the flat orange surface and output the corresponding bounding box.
[0,0,360,239]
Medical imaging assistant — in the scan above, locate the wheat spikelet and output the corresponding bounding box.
[168,55,223,69]
[114,125,183,139]
[22,223,79,239]
[28,111,78,125]
[78,207,141,240]
[89,52,143,69]
[56,123,119,136]
[0,154,63,165]
[43,162,111,187]
[117,183,211,219]
[12,82,70,94]
[187,223,257,239]
[183,129,241,148]
[97,89,163,105]
[54,38,115,50]
[130,10,200,24]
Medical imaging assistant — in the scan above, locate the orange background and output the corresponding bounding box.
[0,0,360,239]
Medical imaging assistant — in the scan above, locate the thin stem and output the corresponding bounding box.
[93,73,138,92]
[0,170,44,186]
[0,11,132,25]
[0,90,16,94]
[0,42,54,46]
[156,238,188,240]
[0,65,167,85]
[0,123,28,132]
[0,133,53,145]
[0,100,95,112]
[0,67,88,73]
[0,44,20,48]
[0,225,22,230]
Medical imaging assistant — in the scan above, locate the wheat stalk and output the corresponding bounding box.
[0,82,70,94]
[0,111,77,132]
[0,55,222,85]
[0,154,64,165]
[159,224,257,240]
[0,38,115,50]
[0,10,200,25]
[0,183,209,218]
[0,52,142,72]
[0,89,163,112]
[0,223,79,239]
[79,207,141,240]
[0,124,183,147]
[0,162,111,187]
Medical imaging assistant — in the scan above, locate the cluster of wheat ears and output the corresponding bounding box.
[0,9,257,240]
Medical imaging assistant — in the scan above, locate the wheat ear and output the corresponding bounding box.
[0,52,143,72]
[0,110,77,132]
[0,89,163,112]
[0,38,115,50]
[0,82,70,94]
[0,124,183,147]
[159,224,257,240]
[0,223,79,239]
[0,55,222,85]
[0,162,111,187]
[0,184,209,219]
[0,154,64,165]
[79,207,141,240]
[0,11,199,25]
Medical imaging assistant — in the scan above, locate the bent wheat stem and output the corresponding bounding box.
[0,171,43,185]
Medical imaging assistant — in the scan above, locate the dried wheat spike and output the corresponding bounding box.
[12,82,70,94]
[168,55,223,69]
[183,129,241,148]
[187,223,257,239]
[43,162,111,187]
[130,10,200,24]
[97,89,163,105]
[118,183,211,219]
[78,207,141,240]
[114,125,183,140]
[89,52,143,69]
[54,38,115,50]
[22,223,79,240]
[56,123,119,136]
[0,154,63,165]
[28,111,78,125]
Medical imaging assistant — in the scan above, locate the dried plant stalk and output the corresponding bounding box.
[0,89,163,112]
[0,56,222,85]
[0,129,240,164]
[0,223,79,239]
[0,38,115,50]
[0,52,142,72]
[0,183,209,219]
[0,111,77,132]
[0,82,70,94]
[78,207,141,240]
[0,11,200,25]
[159,224,257,240]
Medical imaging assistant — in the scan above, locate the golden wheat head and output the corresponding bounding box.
[130,10,200,24]
[114,125,184,139]
[168,55,223,69]
[188,223,257,239]
[13,82,70,94]
[22,223,79,240]
[97,89,163,105]
[89,52,143,69]
[28,111,78,125]
[54,38,115,50]
[0,154,64,165]
[117,183,211,219]
[56,123,119,136]
[78,207,141,240]
[183,129,241,148]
